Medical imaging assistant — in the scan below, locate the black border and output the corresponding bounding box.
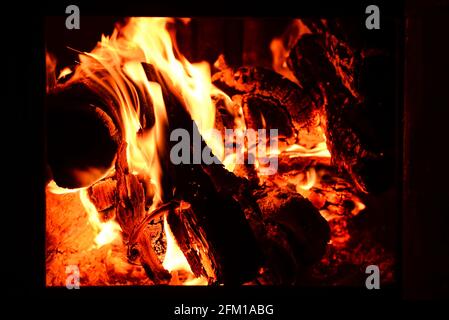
[10,0,449,306]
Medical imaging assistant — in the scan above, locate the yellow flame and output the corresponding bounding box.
[121,18,226,161]
[58,67,72,80]
[285,142,331,158]
[162,215,192,273]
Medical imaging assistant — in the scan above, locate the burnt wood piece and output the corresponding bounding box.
[167,202,218,282]
[88,178,117,212]
[289,34,390,193]
[115,142,171,284]
[237,94,296,144]
[254,188,330,263]
[87,177,117,222]
[143,63,263,285]
[212,66,321,132]
[254,188,330,284]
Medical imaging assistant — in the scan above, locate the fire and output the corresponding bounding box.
[270,19,311,84]
[120,18,226,161]
[48,180,122,248]
[162,215,191,273]
[58,67,72,80]
[284,142,331,159]
[63,17,219,283]
[46,17,368,286]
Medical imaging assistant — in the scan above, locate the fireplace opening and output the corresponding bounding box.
[45,17,399,287]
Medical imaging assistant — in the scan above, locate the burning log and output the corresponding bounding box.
[115,142,171,284]
[288,33,390,193]
[199,159,330,284]
[143,63,264,284]
[167,202,218,281]
[46,83,120,188]
[144,62,332,284]
[87,177,117,221]
[212,66,321,132]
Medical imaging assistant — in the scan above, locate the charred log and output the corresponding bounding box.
[201,161,330,284]
[167,202,218,281]
[143,63,263,284]
[46,83,120,188]
[289,34,392,193]
[212,66,321,132]
[114,142,171,284]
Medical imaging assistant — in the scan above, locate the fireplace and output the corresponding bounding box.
[44,16,400,288]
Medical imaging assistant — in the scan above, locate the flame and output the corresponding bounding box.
[47,180,82,195]
[270,19,311,84]
[284,142,331,158]
[162,215,191,273]
[46,17,367,285]
[120,18,226,161]
[68,17,219,282]
[58,67,72,80]
[79,189,122,248]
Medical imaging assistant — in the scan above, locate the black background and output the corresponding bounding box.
[4,0,449,310]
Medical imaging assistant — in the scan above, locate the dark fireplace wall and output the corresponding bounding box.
[403,0,449,299]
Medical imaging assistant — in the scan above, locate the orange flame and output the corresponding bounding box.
[270,19,311,84]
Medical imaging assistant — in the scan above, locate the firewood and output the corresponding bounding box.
[88,177,117,213]
[46,83,120,188]
[114,142,171,284]
[201,161,330,285]
[46,67,157,189]
[237,94,296,144]
[212,66,321,132]
[142,63,264,284]
[288,34,390,193]
[167,202,218,282]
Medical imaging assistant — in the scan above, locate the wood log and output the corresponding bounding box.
[143,63,263,285]
[114,142,171,284]
[46,83,120,188]
[167,202,218,282]
[288,33,391,193]
[237,94,296,144]
[46,68,156,189]
[202,161,330,285]
[212,66,321,132]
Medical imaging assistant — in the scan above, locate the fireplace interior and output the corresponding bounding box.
[44,16,399,287]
